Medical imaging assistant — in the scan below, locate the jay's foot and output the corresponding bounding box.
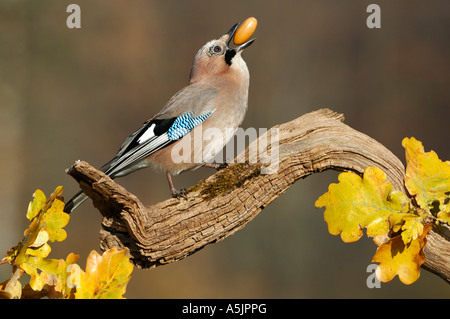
[203,162,229,171]
[171,187,187,199]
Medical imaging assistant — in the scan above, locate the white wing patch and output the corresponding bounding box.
[137,123,156,144]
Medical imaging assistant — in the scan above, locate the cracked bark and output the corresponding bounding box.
[67,108,450,283]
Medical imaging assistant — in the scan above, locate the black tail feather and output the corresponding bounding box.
[64,190,88,214]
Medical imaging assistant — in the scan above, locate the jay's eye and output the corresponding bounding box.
[213,45,222,53]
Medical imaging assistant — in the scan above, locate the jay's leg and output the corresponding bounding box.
[166,171,186,198]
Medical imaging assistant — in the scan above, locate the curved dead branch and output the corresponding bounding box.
[67,108,450,283]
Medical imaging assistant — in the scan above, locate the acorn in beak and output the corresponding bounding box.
[225,22,256,52]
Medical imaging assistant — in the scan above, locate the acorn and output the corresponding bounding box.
[233,17,258,45]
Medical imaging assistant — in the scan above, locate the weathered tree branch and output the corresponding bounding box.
[67,108,450,283]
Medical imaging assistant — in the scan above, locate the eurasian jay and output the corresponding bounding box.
[64,22,254,213]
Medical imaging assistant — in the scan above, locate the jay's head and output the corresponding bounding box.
[189,23,254,84]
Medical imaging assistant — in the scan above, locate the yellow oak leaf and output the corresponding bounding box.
[403,137,450,212]
[41,197,69,242]
[372,225,430,285]
[21,253,80,297]
[26,189,46,221]
[400,214,425,245]
[2,186,82,299]
[14,218,46,264]
[315,167,410,243]
[438,193,450,216]
[74,248,133,299]
[28,230,49,248]
[9,187,69,266]
[388,211,427,245]
[437,211,450,225]
[26,242,51,259]
[24,189,69,243]
[21,257,63,292]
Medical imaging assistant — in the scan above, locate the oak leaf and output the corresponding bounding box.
[40,197,69,242]
[437,211,450,224]
[74,248,133,299]
[315,167,410,243]
[403,137,450,212]
[26,189,46,221]
[372,225,430,285]
[8,188,68,266]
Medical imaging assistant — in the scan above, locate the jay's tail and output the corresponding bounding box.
[64,190,88,214]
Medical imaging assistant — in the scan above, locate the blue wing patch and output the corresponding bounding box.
[167,111,214,141]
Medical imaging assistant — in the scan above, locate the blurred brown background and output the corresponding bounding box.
[1,0,449,298]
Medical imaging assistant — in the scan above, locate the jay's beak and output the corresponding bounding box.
[225,23,255,52]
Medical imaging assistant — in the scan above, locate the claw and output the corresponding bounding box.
[216,163,229,170]
[203,162,229,171]
[171,187,187,199]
